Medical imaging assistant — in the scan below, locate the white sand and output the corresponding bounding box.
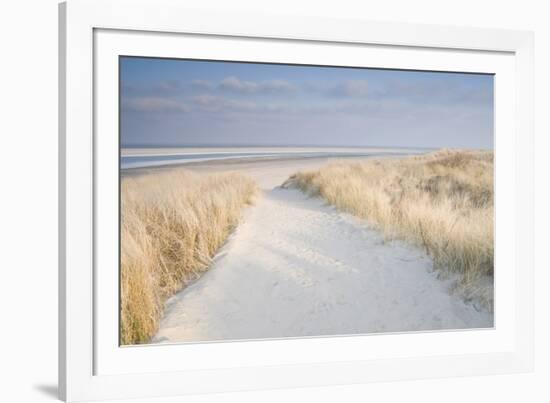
[152,157,493,343]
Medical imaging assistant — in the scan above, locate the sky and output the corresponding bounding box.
[120,57,494,149]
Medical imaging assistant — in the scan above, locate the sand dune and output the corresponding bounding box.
[152,157,492,344]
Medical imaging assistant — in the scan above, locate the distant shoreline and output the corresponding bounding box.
[120,146,431,172]
[121,144,440,151]
[120,151,427,177]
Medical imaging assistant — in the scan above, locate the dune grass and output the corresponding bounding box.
[283,149,494,308]
[121,170,258,345]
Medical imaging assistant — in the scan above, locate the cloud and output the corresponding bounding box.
[125,77,299,98]
[157,80,181,91]
[191,80,214,90]
[187,93,384,116]
[123,77,490,121]
[303,80,370,98]
[220,76,258,93]
[328,80,369,97]
[189,94,307,115]
[219,76,296,94]
[191,94,258,112]
[374,78,492,105]
[122,97,189,113]
[188,94,383,117]
[261,79,296,93]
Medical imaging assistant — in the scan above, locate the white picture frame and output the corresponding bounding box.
[59,0,534,401]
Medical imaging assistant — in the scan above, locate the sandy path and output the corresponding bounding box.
[153,162,492,343]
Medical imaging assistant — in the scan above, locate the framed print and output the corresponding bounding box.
[59,0,534,401]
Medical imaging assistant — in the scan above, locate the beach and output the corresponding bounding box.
[120,149,492,344]
[120,146,426,171]
[121,147,423,187]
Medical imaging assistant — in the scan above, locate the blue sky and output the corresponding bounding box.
[120,57,494,149]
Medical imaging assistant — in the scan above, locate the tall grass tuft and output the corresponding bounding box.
[121,170,258,345]
[283,150,494,308]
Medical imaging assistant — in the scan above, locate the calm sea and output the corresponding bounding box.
[120,146,434,170]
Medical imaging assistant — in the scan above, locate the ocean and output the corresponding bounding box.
[120,147,429,170]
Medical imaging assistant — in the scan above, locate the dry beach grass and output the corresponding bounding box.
[121,170,258,345]
[283,150,494,308]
